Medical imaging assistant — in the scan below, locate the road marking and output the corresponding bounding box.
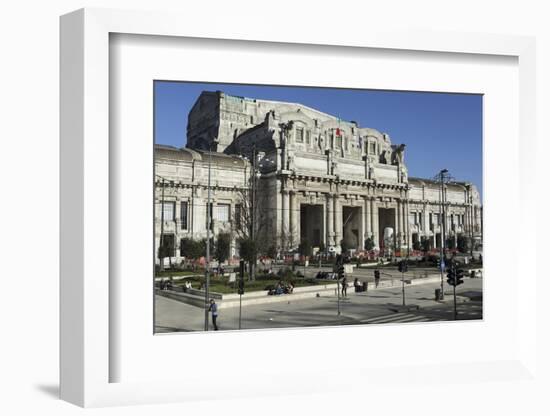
[360,313,433,324]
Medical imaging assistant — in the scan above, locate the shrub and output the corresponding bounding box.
[364,237,375,251]
[215,232,231,263]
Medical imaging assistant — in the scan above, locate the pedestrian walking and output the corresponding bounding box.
[374,269,380,288]
[341,276,347,297]
[208,298,219,330]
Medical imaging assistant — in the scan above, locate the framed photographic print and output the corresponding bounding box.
[60,8,537,408]
[152,81,483,334]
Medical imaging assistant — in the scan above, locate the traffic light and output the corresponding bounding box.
[455,268,465,286]
[336,254,345,279]
[374,270,380,280]
[398,260,408,273]
[239,259,245,278]
[447,267,456,286]
[238,259,245,295]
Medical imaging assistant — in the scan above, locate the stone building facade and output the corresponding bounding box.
[155,91,482,262]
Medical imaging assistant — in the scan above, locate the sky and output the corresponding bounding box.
[154,81,482,196]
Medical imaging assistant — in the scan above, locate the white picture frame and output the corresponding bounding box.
[60,8,538,408]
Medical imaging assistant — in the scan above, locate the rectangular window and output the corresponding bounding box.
[180,201,188,230]
[214,204,230,222]
[161,201,175,221]
[295,127,304,143]
[369,142,376,154]
[336,135,342,148]
[305,130,311,145]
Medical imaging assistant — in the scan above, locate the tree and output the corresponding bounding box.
[215,232,231,264]
[180,237,205,260]
[266,245,277,260]
[238,237,258,279]
[231,168,270,281]
[278,225,298,254]
[364,237,375,251]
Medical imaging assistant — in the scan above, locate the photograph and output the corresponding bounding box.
[153,81,483,333]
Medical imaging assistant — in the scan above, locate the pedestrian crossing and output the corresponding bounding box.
[360,312,435,324]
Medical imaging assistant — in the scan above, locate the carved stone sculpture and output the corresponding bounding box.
[379,149,391,164]
[391,144,406,165]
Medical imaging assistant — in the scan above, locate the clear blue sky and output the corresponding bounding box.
[155,81,482,196]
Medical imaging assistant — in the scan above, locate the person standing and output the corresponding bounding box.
[374,269,380,288]
[341,276,347,297]
[208,299,219,331]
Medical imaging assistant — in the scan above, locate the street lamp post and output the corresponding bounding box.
[250,144,256,282]
[405,186,411,258]
[204,145,213,331]
[156,175,166,272]
[434,169,452,300]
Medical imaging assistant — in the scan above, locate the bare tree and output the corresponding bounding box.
[277,225,298,255]
[231,176,270,280]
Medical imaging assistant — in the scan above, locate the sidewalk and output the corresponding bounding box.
[155,277,483,332]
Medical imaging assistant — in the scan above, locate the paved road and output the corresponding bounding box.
[155,277,482,333]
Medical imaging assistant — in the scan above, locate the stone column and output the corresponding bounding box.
[365,196,372,239]
[405,200,410,249]
[472,204,476,235]
[464,203,472,237]
[334,196,342,249]
[371,198,379,248]
[282,189,290,240]
[359,199,366,249]
[405,200,411,251]
[423,205,429,237]
[322,200,327,248]
[396,200,402,244]
[190,190,195,238]
[289,191,299,247]
[327,194,335,247]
